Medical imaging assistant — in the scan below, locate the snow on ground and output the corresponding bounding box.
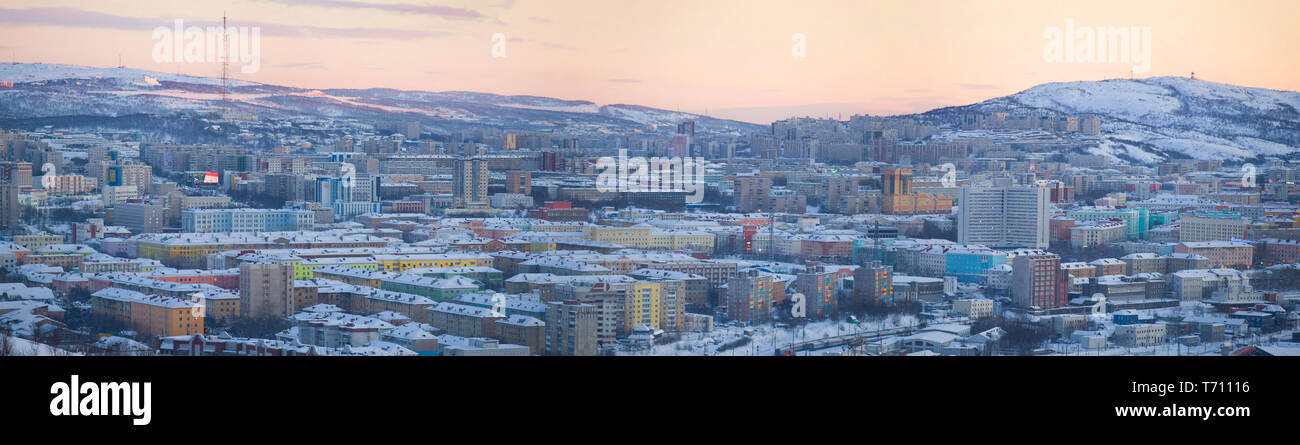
[0,333,82,356]
[629,316,919,356]
[0,62,261,87]
[494,102,602,114]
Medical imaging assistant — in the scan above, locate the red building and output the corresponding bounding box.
[1263,239,1300,265]
[1012,250,1066,309]
[530,201,588,222]
[1050,217,1076,243]
[149,269,241,290]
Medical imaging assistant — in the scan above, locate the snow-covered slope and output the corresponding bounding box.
[0,63,763,135]
[923,76,1300,163]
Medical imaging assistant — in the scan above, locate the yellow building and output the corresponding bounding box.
[13,233,65,251]
[313,266,397,289]
[196,290,241,320]
[132,232,389,269]
[291,257,381,280]
[373,253,494,273]
[620,281,663,334]
[584,224,715,251]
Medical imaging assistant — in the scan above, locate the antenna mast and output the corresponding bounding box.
[769,213,775,262]
[221,12,230,114]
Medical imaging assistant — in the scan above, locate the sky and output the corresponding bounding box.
[1,0,1297,124]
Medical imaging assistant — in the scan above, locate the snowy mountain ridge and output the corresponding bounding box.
[921,76,1300,163]
[0,63,762,135]
[1,63,1297,164]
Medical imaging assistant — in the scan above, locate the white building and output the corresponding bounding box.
[181,208,315,233]
[958,185,1049,249]
[1113,323,1166,347]
[953,298,994,319]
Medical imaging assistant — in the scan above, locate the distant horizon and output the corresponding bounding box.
[2,0,1296,124]
[8,60,1292,127]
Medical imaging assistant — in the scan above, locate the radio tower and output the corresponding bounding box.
[220,12,230,114]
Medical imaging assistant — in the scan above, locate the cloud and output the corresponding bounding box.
[0,7,154,31]
[506,37,577,51]
[608,78,641,84]
[254,0,487,20]
[955,83,1000,90]
[528,16,552,24]
[271,62,322,69]
[0,7,448,40]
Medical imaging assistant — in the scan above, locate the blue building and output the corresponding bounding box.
[945,248,1007,284]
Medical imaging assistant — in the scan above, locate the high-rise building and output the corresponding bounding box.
[882,168,953,215]
[795,265,838,318]
[959,185,1050,249]
[506,171,531,195]
[113,202,167,234]
[1080,116,1102,135]
[102,161,152,190]
[545,300,598,356]
[726,270,773,324]
[315,177,351,206]
[851,261,894,311]
[0,184,20,231]
[882,168,911,196]
[240,262,295,318]
[733,176,772,213]
[1011,250,1065,309]
[0,161,32,188]
[671,121,695,158]
[453,157,490,208]
[822,176,859,213]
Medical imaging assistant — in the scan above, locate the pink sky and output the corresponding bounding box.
[2,0,1297,123]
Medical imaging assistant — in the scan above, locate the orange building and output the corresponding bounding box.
[882,193,953,215]
[91,287,204,337]
[881,168,953,215]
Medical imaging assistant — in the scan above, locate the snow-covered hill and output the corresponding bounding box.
[3,64,1296,163]
[922,76,1300,163]
[0,63,763,135]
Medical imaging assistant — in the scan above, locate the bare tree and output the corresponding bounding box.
[0,334,11,357]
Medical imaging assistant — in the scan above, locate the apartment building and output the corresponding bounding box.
[727,270,773,325]
[545,300,598,356]
[1011,250,1065,309]
[1178,212,1250,243]
[91,287,203,337]
[959,185,1049,249]
[182,208,315,233]
[239,262,296,318]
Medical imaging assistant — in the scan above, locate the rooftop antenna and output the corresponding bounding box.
[1190,71,1196,80]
